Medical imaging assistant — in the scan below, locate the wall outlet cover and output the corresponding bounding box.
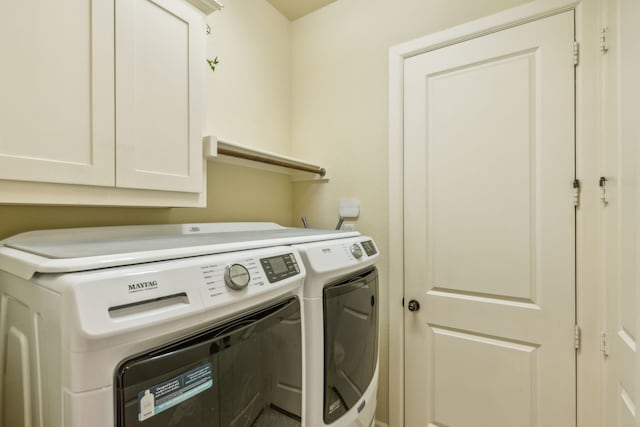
[339,199,360,218]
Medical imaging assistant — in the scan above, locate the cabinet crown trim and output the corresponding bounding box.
[186,0,223,15]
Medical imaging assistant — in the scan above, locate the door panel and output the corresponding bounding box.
[0,0,114,186]
[116,0,204,192]
[432,327,535,427]
[404,11,576,427]
[428,52,535,301]
[603,0,640,425]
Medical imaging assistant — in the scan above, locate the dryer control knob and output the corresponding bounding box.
[224,264,250,290]
[350,244,363,259]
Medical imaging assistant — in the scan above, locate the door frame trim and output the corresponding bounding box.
[388,1,601,426]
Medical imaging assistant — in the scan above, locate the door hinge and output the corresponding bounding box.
[573,41,580,66]
[601,332,609,358]
[600,28,609,54]
[599,176,608,206]
[575,325,581,350]
[573,179,581,207]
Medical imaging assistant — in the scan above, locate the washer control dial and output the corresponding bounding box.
[224,264,250,290]
[350,243,363,259]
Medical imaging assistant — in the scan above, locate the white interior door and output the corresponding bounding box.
[602,0,640,425]
[403,11,576,427]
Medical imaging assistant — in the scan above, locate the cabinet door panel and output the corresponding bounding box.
[0,0,115,186]
[116,0,204,192]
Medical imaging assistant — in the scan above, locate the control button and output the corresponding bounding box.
[350,244,363,259]
[224,264,250,290]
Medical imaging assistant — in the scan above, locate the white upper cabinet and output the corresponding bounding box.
[0,0,218,206]
[116,0,204,192]
[0,0,115,187]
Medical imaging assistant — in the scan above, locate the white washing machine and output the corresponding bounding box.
[0,223,326,427]
[293,236,379,427]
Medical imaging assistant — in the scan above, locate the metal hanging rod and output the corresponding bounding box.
[217,146,327,177]
[204,136,328,179]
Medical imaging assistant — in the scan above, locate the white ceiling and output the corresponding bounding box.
[266,0,337,20]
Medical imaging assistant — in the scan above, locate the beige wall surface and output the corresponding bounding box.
[290,0,530,422]
[206,0,292,153]
[0,0,293,240]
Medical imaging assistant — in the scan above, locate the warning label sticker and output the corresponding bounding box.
[138,363,213,421]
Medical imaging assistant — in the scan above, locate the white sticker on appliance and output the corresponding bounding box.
[138,363,213,421]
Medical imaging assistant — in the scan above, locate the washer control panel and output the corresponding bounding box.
[71,246,305,337]
[200,257,265,298]
[198,249,303,301]
[260,253,300,283]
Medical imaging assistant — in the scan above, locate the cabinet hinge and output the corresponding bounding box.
[601,332,609,358]
[573,179,581,207]
[573,41,580,66]
[575,325,581,350]
[600,28,609,54]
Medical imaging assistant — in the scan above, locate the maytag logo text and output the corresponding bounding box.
[128,280,159,293]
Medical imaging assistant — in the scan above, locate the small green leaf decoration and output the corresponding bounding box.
[207,57,219,72]
[206,23,219,73]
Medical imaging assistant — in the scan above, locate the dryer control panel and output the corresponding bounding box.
[260,253,300,283]
[361,240,377,256]
[293,236,378,279]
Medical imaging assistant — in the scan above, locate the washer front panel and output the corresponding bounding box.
[45,246,306,352]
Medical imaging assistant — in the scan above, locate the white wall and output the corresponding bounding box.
[290,0,531,422]
[171,0,295,225]
[205,0,291,153]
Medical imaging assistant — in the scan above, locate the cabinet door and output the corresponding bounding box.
[116,0,204,193]
[0,0,115,186]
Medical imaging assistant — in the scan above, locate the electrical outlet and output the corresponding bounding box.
[343,223,356,231]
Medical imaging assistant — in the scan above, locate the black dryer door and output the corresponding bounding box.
[323,267,379,424]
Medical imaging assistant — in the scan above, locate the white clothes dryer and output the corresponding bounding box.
[293,236,379,427]
[0,223,319,427]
